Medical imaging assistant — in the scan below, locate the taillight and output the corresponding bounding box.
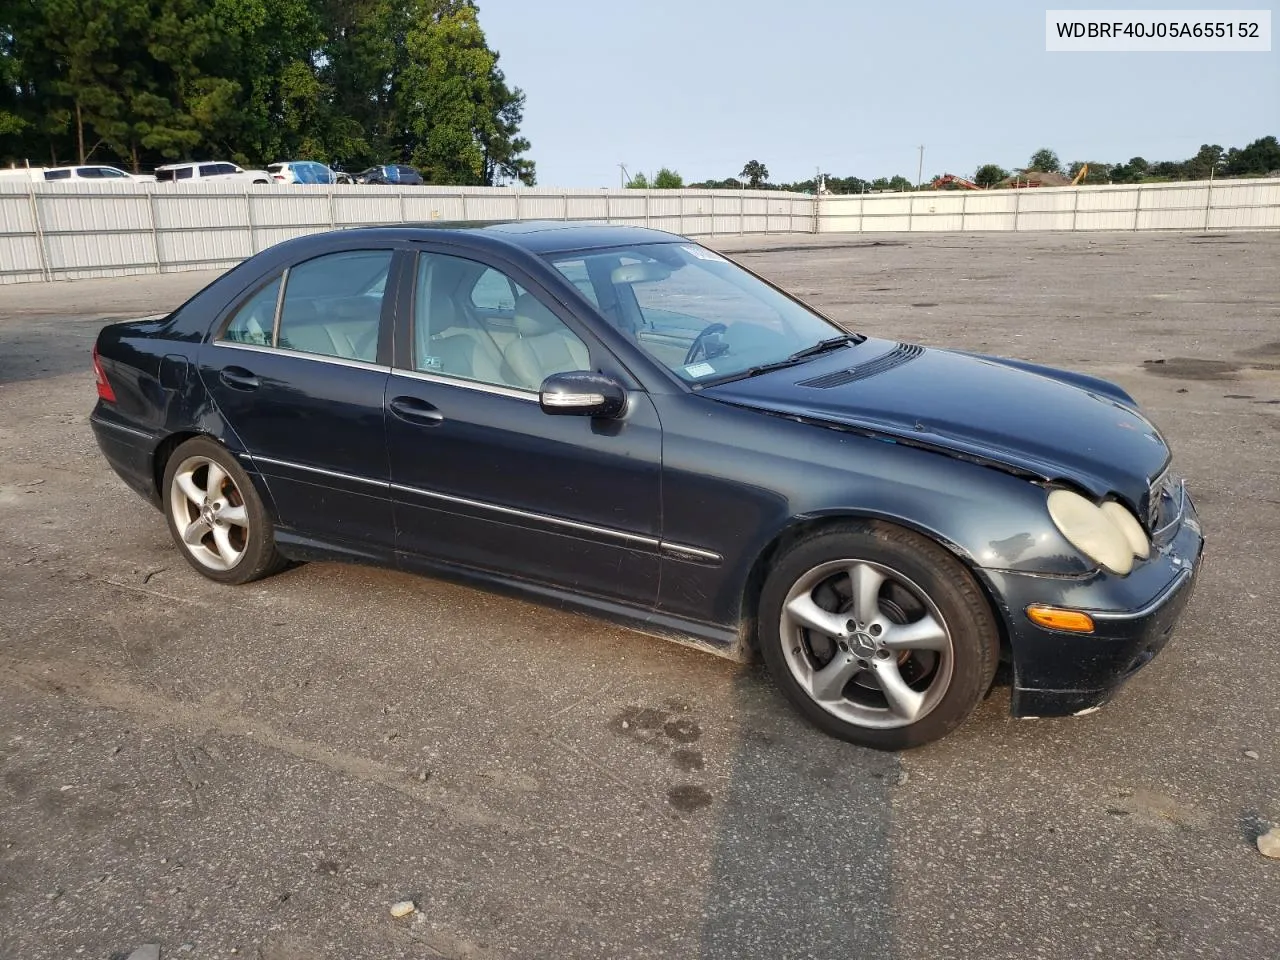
[272,174,285,181]
[92,344,117,402]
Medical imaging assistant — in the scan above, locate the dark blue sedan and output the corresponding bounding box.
[90,222,1204,749]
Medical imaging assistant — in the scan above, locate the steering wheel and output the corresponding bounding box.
[684,322,728,365]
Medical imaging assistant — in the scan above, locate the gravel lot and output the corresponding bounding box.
[1,231,1278,960]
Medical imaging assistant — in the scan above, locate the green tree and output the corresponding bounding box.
[652,167,683,188]
[1027,148,1061,174]
[1184,143,1224,179]
[973,163,1008,187]
[739,159,768,188]
[626,171,649,188]
[1223,136,1280,176]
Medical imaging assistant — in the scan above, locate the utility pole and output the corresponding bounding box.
[916,145,925,190]
[619,163,628,189]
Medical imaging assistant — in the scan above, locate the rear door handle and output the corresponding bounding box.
[389,396,445,425]
[220,366,260,390]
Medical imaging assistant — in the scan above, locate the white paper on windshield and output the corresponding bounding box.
[682,244,726,262]
[684,362,716,378]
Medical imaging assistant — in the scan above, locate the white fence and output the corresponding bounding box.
[0,183,815,284]
[2,176,1278,284]
[819,177,1280,234]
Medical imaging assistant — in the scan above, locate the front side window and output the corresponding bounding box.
[99,168,129,178]
[546,242,848,384]
[199,164,222,177]
[76,167,103,179]
[412,253,588,391]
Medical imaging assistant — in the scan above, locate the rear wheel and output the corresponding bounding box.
[162,436,286,585]
[758,521,998,750]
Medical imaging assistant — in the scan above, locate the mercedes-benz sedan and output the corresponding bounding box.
[89,222,1203,749]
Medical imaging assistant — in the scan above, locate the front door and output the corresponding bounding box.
[199,247,398,550]
[384,248,663,608]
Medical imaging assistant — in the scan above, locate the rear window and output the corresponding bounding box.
[267,164,283,173]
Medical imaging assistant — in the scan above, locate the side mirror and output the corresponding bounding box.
[539,371,627,419]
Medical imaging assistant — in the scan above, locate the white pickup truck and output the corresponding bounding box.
[154,161,272,184]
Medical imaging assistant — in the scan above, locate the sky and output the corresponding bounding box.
[475,0,1279,187]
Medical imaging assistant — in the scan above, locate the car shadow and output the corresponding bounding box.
[697,666,899,959]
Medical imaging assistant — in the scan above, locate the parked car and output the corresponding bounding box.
[0,164,155,182]
[355,164,424,185]
[89,223,1203,750]
[155,161,273,184]
[266,161,337,184]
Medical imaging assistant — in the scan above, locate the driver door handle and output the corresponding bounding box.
[389,396,445,426]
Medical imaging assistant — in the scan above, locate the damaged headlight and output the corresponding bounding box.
[1047,489,1151,576]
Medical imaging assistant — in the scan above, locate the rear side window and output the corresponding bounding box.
[44,169,71,180]
[176,166,194,180]
[222,277,281,346]
[199,164,221,177]
[155,169,177,182]
[276,251,392,362]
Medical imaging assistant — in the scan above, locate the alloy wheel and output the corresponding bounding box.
[168,455,250,571]
[779,559,954,729]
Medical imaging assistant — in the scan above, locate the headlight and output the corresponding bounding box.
[1047,489,1150,575]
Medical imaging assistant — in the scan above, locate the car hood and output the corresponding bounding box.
[703,337,1169,511]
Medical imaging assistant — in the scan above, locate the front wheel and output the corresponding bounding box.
[758,521,999,750]
[163,436,286,585]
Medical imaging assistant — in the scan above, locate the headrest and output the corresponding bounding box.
[514,293,562,337]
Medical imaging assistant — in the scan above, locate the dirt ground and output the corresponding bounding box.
[1,230,1278,959]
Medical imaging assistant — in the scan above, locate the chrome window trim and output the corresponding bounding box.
[209,340,391,374]
[390,367,538,403]
[271,265,289,346]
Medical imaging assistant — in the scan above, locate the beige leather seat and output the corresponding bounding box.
[503,293,589,389]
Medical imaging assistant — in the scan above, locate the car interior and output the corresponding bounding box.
[412,254,589,391]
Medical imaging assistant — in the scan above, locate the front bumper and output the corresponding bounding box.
[986,491,1204,718]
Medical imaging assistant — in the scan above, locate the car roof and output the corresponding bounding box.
[335,220,686,255]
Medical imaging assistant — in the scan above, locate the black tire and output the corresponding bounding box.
[161,436,287,585]
[758,520,998,750]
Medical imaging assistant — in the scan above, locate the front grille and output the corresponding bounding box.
[798,341,924,388]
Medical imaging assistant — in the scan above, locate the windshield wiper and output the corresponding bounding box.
[786,334,858,361]
[698,335,859,387]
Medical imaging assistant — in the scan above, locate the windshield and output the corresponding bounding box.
[546,242,853,384]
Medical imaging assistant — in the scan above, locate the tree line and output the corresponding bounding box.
[0,0,534,184]
[674,137,1279,194]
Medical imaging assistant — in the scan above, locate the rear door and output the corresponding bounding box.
[199,246,402,550]
[384,245,663,608]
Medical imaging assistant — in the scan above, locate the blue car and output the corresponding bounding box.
[89,222,1203,749]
